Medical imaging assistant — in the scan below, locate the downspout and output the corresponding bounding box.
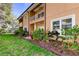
[45,3,46,33]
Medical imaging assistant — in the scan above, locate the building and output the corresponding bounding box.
[18,3,79,35]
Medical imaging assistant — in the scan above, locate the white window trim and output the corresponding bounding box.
[50,14,75,35]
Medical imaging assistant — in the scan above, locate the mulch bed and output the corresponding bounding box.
[24,37,79,56]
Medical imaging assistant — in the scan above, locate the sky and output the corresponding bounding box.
[12,3,32,18]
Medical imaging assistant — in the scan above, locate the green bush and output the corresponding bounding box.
[15,29,23,36]
[63,42,79,50]
[14,27,29,37]
[62,25,79,43]
[14,27,24,36]
[63,42,68,49]
[32,29,48,40]
[70,43,79,50]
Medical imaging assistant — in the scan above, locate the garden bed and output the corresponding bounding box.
[25,37,79,56]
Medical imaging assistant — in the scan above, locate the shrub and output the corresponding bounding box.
[14,29,23,36]
[14,29,20,35]
[63,41,79,50]
[22,29,29,37]
[14,27,29,37]
[32,29,48,40]
[70,43,79,50]
[62,25,79,43]
[63,42,68,49]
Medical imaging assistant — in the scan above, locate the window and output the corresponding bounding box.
[37,12,44,18]
[38,14,41,18]
[51,15,75,35]
[62,18,72,29]
[53,21,60,35]
[41,12,44,17]
[53,21,60,29]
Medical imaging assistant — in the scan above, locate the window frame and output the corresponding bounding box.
[50,14,75,35]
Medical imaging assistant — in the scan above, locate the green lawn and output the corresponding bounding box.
[0,34,56,56]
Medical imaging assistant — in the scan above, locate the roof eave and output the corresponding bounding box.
[17,3,34,20]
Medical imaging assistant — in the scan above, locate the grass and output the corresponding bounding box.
[0,34,56,56]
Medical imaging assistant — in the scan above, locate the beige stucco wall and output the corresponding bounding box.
[36,21,44,29]
[46,3,79,32]
[23,13,29,30]
[19,22,23,27]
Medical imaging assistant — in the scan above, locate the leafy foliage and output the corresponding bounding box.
[32,29,48,40]
[14,27,23,36]
[63,42,68,49]
[0,4,18,33]
[0,28,5,34]
[70,43,79,50]
[3,4,12,21]
[14,27,29,37]
[62,25,79,43]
